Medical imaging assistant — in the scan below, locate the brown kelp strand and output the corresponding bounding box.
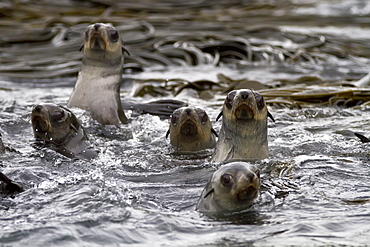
[132,74,370,107]
[1,1,370,79]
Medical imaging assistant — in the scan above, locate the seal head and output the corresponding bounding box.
[212,89,270,163]
[166,107,217,152]
[196,161,260,213]
[31,103,97,159]
[68,23,128,125]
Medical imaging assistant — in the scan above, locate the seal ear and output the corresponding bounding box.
[57,105,80,133]
[165,129,170,139]
[79,44,84,52]
[255,169,260,179]
[203,188,215,199]
[66,111,81,134]
[120,39,130,56]
[211,128,218,138]
[122,46,130,56]
[216,112,223,121]
[268,111,275,122]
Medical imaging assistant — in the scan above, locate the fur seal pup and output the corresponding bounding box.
[0,172,23,196]
[212,89,274,163]
[68,23,128,125]
[196,161,260,213]
[166,107,217,152]
[31,103,97,159]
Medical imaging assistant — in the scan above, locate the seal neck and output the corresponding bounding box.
[82,55,123,68]
[222,117,267,139]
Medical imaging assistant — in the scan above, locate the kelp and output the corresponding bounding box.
[1,0,369,79]
[1,0,370,106]
[132,73,370,107]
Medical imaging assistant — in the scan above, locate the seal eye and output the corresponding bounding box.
[225,91,236,110]
[221,174,233,186]
[171,112,180,126]
[198,111,208,124]
[254,92,265,111]
[109,29,119,42]
[53,110,65,122]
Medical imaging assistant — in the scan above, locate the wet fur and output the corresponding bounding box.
[196,161,260,213]
[31,103,97,159]
[68,23,128,125]
[167,107,217,152]
[212,89,269,163]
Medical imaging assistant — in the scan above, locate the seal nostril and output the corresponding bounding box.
[240,91,249,100]
[185,108,192,115]
[94,23,101,31]
[34,105,43,112]
[247,172,255,181]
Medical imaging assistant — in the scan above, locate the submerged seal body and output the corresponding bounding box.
[31,103,97,159]
[196,161,260,213]
[68,23,128,125]
[166,107,217,152]
[212,89,271,163]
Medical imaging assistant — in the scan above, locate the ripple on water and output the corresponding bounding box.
[1,1,370,245]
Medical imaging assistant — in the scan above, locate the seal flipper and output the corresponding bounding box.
[354,132,370,143]
[0,172,24,195]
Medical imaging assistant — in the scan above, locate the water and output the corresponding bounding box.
[1,0,370,246]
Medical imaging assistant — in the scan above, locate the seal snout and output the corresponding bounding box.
[34,104,43,113]
[235,104,254,120]
[240,90,249,100]
[235,171,260,201]
[32,116,49,133]
[179,108,199,135]
[31,105,51,133]
[236,185,258,201]
[94,23,101,31]
[180,119,198,136]
[185,108,192,115]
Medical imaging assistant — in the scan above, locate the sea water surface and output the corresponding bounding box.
[1,0,370,246]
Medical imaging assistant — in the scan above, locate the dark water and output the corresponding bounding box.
[1,0,370,246]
